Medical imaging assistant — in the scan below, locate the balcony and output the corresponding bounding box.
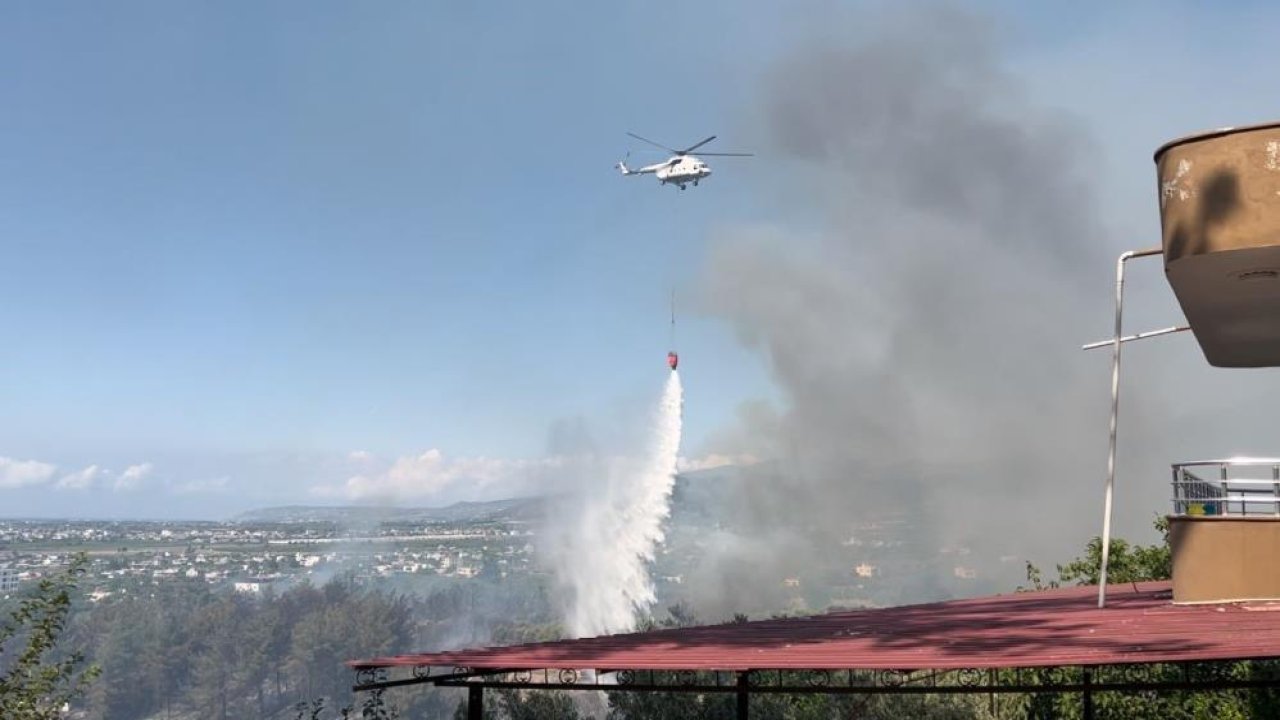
[1168,458,1280,603]
[1171,458,1280,517]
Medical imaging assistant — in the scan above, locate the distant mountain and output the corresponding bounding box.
[232,466,747,525]
[231,461,752,525]
[232,496,546,524]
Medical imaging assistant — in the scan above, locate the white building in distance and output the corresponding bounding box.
[0,564,20,594]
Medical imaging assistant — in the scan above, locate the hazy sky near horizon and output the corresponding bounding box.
[4,1,1280,520]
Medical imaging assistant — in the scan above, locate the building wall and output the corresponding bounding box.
[1170,516,1280,603]
[1156,124,1280,367]
[0,565,19,594]
[1156,124,1280,261]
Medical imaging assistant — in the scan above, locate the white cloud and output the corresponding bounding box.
[347,450,374,462]
[0,456,58,489]
[114,462,154,492]
[314,449,557,503]
[677,453,759,473]
[56,465,100,490]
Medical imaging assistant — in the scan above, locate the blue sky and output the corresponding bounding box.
[3,1,1280,519]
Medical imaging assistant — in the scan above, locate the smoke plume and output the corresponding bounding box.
[688,4,1127,615]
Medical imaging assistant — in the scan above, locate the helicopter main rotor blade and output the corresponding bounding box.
[679,135,717,154]
[626,132,678,154]
[696,152,754,157]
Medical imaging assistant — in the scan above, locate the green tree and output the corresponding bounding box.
[84,601,147,719]
[606,675,988,720]
[0,553,100,719]
[187,594,252,720]
[452,688,584,720]
[1056,517,1171,586]
[497,689,583,719]
[1022,517,1171,592]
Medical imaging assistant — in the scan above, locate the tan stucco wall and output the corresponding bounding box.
[1169,516,1280,603]
[1157,124,1280,264]
[1155,124,1280,367]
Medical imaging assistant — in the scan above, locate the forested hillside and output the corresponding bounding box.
[65,576,555,719]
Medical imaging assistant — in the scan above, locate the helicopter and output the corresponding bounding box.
[617,133,752,190]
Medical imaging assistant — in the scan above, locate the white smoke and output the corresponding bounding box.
[685,4,1121,614]
[544,372,684,638]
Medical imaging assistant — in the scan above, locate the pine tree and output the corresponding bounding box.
[0,552,100,719]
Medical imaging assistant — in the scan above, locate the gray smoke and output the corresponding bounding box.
[687,4,1134,616]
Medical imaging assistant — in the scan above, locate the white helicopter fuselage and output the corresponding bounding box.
[655,156,711,187]
[618,132,750,189]
[618,155,712,189]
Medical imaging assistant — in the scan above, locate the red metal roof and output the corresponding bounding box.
[350,582,1280,671]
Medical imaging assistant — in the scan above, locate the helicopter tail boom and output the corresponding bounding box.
[618,159,664,176]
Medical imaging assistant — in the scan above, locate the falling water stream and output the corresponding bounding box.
[559,371,684,638]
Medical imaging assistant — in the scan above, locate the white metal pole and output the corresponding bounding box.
[1098,247,1162,609]
[1082,325,1189,351]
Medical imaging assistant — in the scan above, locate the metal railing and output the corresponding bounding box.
[1172,458,1280,517]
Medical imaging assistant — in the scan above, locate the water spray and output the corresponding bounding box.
[553,371,684,638]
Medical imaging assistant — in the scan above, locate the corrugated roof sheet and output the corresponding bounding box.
[350,582,1280,671]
